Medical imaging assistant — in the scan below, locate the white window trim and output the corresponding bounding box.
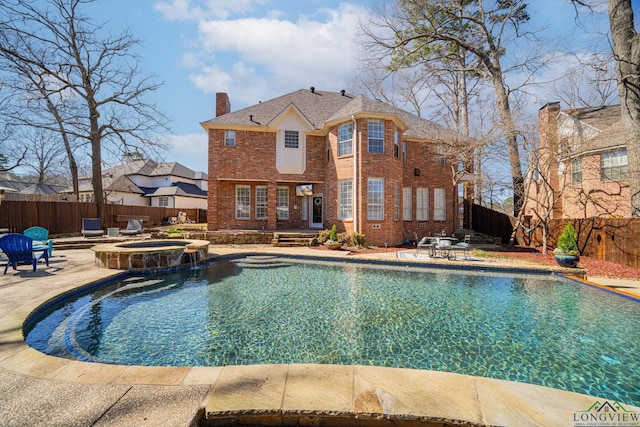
[255,185,267,220]
[225,130,236,147]
[367,178,384,220]
[368,119,384,154]
[338,179,353,220]
[434,188,446,221]
[338,122,353,156]
[402,187,412,221]
[276,186,289,220]
[236,185,250,220]
[417,187,429,221]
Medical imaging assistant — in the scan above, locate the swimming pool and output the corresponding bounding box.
[24,255,640,406]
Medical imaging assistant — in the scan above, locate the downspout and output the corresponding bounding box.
[352,115,358,234]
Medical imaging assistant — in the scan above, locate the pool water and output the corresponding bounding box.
[25,256,640,405]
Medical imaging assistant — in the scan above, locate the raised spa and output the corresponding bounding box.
[91,239,209,270]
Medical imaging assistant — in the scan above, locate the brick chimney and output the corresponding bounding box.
[216,93,231,117]
[538,102,563,218]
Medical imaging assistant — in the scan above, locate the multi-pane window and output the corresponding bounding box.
[225,130,236,147]
[158,196,169,207]
[338,179,353,220]
[402,140,407,164]
[571,160,582,186]
[338,122,353,156]
[437,145,446,166]
[276,186,289,220]
[601,149,628,181]
[367,178,384,220]
[236,185,250,219]
[394,182,400,220]
[284,130,299,149]
[434,188,446,221]
[416,188,429,221]
[394,129,400,158]
[255,186,267,219]
[368,119,384,154]
[402,187,412,220]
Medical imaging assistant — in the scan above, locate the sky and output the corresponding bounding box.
[81,0,639,174]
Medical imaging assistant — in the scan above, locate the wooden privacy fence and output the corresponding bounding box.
[0,201,206,235]
[473,204,640,269]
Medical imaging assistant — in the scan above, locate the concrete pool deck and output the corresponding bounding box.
[0,245,638,426]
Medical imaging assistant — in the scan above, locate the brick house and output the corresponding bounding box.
[201,88,470,246]
[527,102,629,220]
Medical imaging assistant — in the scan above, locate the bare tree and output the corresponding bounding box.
[551,52,618,108]
[360,0,544,215]
[0,0,169,226]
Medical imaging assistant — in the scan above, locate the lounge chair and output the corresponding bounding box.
[0,233,49,274]
[24,226,53,257]
[416,236,435,256]
[81,218,104,238]
[120,219,143,236]
[451,234,473,260]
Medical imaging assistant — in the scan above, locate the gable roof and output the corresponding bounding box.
[201,89,466,143]
[142,182,207,198]
[559,104,625,157]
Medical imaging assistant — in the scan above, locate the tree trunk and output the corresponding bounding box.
[609,0,640,217]
[88,101,104,227]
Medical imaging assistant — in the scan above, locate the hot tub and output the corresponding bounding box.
[91,239,210,270]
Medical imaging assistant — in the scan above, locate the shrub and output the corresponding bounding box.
[328,224,338,242]
[554,222,579,256]
[350,232,366,247]
[317,229,330,244]
[338,232,351,244]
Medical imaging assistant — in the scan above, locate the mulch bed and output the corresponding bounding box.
[312,244,640,280]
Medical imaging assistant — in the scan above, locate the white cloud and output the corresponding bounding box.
[160,133,209,172]
[154,0,268,21]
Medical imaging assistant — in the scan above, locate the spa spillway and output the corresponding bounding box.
[91,239,210,270]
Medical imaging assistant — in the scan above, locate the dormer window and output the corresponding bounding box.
[284,130,299,149]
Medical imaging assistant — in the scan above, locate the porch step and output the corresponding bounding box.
[271,232,318,247]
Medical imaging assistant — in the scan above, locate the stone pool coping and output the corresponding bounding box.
[0,246,638,426]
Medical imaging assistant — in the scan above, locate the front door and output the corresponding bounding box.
[310,195,323,229]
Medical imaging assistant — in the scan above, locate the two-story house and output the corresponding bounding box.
[74,159,208,209]
[528,102,629,220]
[201,88,470,246]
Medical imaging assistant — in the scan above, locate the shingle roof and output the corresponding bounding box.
[561,105,620,132]
[560,104,625,157]
[143,182,207,198]
[201,89,466,143]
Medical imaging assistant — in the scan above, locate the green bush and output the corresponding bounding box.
[328,224,338,242]
[317,229,330,244]
[554,222,579,256]
[350,232,366,247]
[338,232,351,244]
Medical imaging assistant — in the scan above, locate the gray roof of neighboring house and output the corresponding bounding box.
[0,180,65,195]
[561,105,625,157]
[201,89,466,143]
[142,182,207,198]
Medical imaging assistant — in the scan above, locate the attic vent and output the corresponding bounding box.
[249,114,253,121]
[341,89,345,96]
[310,86,315,93]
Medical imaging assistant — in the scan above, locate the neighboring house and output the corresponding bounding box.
[526,102,629,220]
[74,160,208,209]
[0,177,66,202]
[201,88,472,246]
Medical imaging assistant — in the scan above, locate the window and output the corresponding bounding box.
[235,185,250,219]
[416,188,429,221]
[158,196,169,207]
[338,122,353,156]
[394,182,400,220]
[276,186,289,220]
[434,188,446,221]
[402,140,407,164]
[403,187,412,220]
[394,129,400,158]
[437,145,446,166]
[284,130,299,149]
[338,179,353,220]
[255,186,267,219]
[368,178,384,220]
[368,119,384,154]
[601,149,628,181]
[301,196,308,221]
[225,130,236,147]
[571,160,582,186]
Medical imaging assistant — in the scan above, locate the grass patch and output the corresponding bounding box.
[472,249,508,259]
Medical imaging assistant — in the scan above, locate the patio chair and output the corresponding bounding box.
[120,219,143,236]
[451,234,473,260]
[24,226,53,257]
[0,233,49,274]
[81,218,104,238]
[434,238,453,259]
